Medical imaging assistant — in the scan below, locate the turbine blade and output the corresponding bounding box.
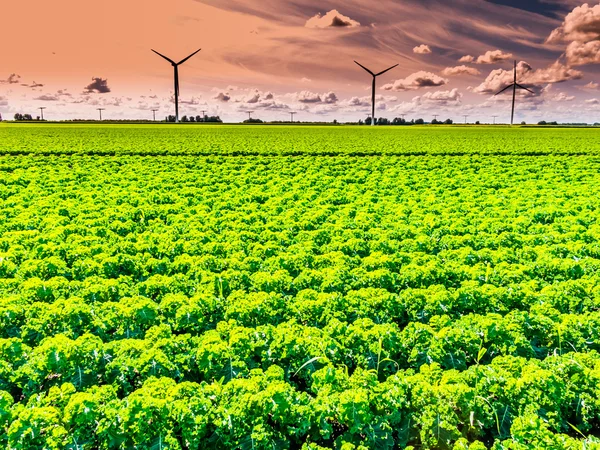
[177,48,202,65]
[151,49,176,65]
[354,61,375,76]
[516,83,535,94]
[494,84,514,96]
[375,64,399,77]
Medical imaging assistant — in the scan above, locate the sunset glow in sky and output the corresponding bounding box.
[2,0,600,122]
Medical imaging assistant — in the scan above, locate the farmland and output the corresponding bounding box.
[1,124,600,449]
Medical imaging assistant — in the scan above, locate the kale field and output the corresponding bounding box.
[1,124,600,449]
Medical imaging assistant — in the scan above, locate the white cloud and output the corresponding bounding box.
[381,71,448,91]
[413,44,432,54]
[585,98,600,104]
[565,40,600,65]
[547,4,600,66]
[547,3,600,44]
[305,10,360,28]
[442,65,481,76]
[291,90,338,104]
[474,61,582,94]
[476,50,513,64]
[414,88,462,106]
[459,55,475,63]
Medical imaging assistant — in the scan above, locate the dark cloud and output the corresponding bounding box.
[214,92,231,102]
[21,81,44,88]
[34,94,59,101]
[83,77,111,94]
[0,73,21,84]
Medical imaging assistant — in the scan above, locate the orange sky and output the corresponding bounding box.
[1,0,599,122]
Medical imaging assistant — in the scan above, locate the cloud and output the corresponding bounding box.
[547,4,600,66]
[413,88,462,106]
[585,98,600,104]
[0,96,8,106]
[413,44,432,54]
[551,92,575,102]
[0,73,21,84]
[565,40,600,65]
[547,3,600,44]
[214,92,231,102]
[292,90,338,104]
[237,99,290,111]
[83,77,111,94]
[459,55,475,63]
[300,78,312,83]
[382,71,448,91]
[582,81,599,90]
[475,50,513,64]
[473,61,582,94]
[442,65,481,76]
[340,95,396,109]
[34,94,60,101]
[21,81,44,88]
[180,96,204,105]
[305,10,360,29]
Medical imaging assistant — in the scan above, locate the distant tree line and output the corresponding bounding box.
[166,115,223,123]
[13,114,43,121]
[361,117,453,125]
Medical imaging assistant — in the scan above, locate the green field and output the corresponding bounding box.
[1,124,600,449]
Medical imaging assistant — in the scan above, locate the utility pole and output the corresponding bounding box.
[463,115,469,124]
[97,108,105,121]
[290,112,296,123]
[200,110,206,121]
[492,115,498,125]
[400,114,406,121]
[246,111,254,121]
[151,109,158,121]
[39,107,46,121]
[433,114,439,122]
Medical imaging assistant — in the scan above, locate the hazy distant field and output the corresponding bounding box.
[1,123,599,155]
[1,124,600,449]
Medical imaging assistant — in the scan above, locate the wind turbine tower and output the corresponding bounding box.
[97,108,105,121]
[39,107,46,121]
[354,60,399,126]
[151,48,201,123]
[495,60,534,125]
[290,112,296,123]
[151,109,158,121]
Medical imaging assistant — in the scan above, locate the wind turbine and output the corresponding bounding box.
[354,60,398,126]
[151,48,201,123]
[494,60,534,125]
[151,109,158,121]
[97,108,105,121]
[39,107,46,121]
